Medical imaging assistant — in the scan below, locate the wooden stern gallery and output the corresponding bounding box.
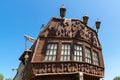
[13,5,104,80]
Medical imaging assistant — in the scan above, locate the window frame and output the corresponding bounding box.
[85,47,92,63]
[44,43,58,61]
[93,50,99,66]
[60,43,71,61]
[73,44,83,61]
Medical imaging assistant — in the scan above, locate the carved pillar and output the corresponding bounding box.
[78,72,83,80]
[41,38,48,61]
[99,50,104,67]
[91,48,94,64]
[57,40,62,61]
[82,44,86,62]
[24,51,29,65]
[71,40,74,60]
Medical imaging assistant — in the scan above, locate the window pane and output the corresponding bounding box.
[64,56,66,60]
[64,50,67,55]
[53,56,56,61]
[62,44,64,49]
[47,44,51,49]
[74,45,76,49]
[53,50,56,55]
[61,50,64,55]
[50,50,53,55]
[61,56,63,60]
[45,56,48,61]
[76,51,79,55]
[88,53,91,57]
[80,47,82,50]
[68,45,70,49]
[80,57,82,61]
[74,56,76,61]
[51,44,54,49]
[68,50,70,55]
[74,51,76,55]
[54,44,57,49]
[80,52,82,56]
[76,46,79,50]
[77,57,79,61]
[46,50,49,55]
[67,56,70,60]
[49,56,52,61]
[64,44,67,49]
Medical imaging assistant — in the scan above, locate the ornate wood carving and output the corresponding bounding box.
[32,62,104,77]
[40,18,99,47]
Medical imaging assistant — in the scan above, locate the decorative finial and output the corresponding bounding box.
[60,4,66,18]
[96,19,101,33]
[83,14,89,25]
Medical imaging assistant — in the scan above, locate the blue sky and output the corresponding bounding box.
[0,0,120,80]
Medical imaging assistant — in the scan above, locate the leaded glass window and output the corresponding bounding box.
[93,51,99,65]
[74,45,82,61]
[60,44,70,61]
[85,48,91,63]
[44,43,57,61]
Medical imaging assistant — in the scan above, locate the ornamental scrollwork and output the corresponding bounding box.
[32,62,104,77]
[39,19,99,47]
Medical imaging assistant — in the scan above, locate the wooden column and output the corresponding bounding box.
[82,43,86,62]
[57,39,62,61]
[78,72,83,80]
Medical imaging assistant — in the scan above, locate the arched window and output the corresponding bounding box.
[60,44,70,61]
[74,45,83,61]
[44,43,57,61]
